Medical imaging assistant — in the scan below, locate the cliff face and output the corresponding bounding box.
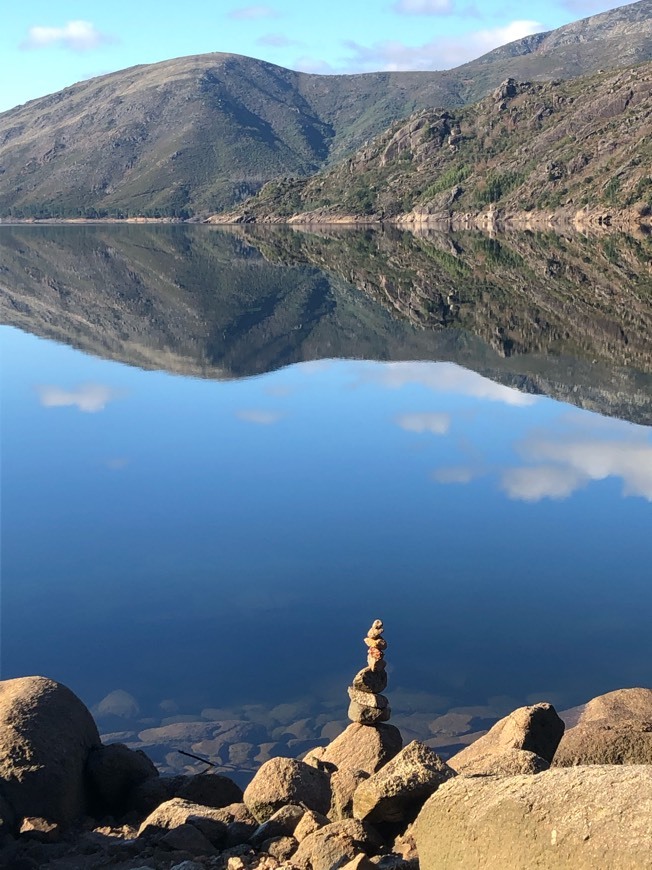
[217,64,652,224]
[1,225,651,424]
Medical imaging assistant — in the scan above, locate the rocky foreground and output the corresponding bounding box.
[1,676,652,869]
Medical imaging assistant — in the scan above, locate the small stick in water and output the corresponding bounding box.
[177,749,217,767]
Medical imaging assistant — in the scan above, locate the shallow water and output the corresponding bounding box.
[1,224,651,779]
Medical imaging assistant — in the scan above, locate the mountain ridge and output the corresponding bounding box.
[2,1,652,218]
[214,62,652,225]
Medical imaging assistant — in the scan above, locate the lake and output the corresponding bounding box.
[1,224,651,783]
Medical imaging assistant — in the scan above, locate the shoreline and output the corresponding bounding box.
[1,676,652,869]
[2,205,651,233]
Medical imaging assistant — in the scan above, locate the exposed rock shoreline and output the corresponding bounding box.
[207,205,652,234]
[2,676,652,869]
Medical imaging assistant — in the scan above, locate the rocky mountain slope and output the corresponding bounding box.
[1,224,651,424]
[217,62,652,224]
[2,0,652,218]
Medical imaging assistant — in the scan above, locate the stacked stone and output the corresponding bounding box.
[347,619,391,725]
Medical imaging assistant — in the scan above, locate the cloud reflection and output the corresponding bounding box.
[505,434,652,502]
[501,464,586,502]
[37,383,120,412]
[367,362,537,406]
[236,409,283,425]
[396,412,451,435]
[432,465,481,484]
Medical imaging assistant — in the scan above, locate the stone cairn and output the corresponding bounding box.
[347,619,391,724]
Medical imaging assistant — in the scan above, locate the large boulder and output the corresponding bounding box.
[320,723,403,776]
[448,702,564,774]
[0,794,16,842]
[353,741,455,824]
[415,765,652,869]
[175,772,243,808]
[249,804,305,845]
[456,748,549,777]
[293,819,382,870]
[86,743,158,814]
[0,676,100,825]
[243,757,331,822]
[330,768,370,820]
[555,687,652,767]
[570,687,652,725]
[137,797,231,845]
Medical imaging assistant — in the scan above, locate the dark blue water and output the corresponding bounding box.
[1,225,651,775]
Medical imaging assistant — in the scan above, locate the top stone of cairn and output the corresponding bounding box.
[347,619,391,724]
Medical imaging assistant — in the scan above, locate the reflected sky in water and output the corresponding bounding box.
[3,322,651,729]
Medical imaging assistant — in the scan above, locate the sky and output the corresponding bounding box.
[0,0,637,112]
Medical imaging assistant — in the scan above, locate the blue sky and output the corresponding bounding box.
[0,0,635,112]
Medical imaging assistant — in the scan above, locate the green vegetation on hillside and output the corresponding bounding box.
[2,0,652,218]
[220,63,652,222]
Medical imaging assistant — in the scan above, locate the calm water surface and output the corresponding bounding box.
[1,225,650,775]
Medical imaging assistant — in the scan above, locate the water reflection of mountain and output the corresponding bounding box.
[1,224,651,424]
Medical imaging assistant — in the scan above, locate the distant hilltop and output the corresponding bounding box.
[1,0,652,219]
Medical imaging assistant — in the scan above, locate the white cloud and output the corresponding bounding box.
[393,0,454,14]
[396,412,451,435]
[37,383,120,413]
[342,19,545,71]
[229,4,278,19]
[21,21,115,52]
[367,362,537,407]
[236,409,283,425]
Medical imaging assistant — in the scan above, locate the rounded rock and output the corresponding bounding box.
[243,757,331,823]
[0,676,101,825]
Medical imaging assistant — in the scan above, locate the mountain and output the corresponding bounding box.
[1,1,652,218]
[217,62,652,224]
[1,224,651,424]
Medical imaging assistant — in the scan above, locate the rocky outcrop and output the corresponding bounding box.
[0,676,101,826]
[448,702,564,775]
[415,765,652,870]
[554,687,652,767]
[352,741,455,824]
